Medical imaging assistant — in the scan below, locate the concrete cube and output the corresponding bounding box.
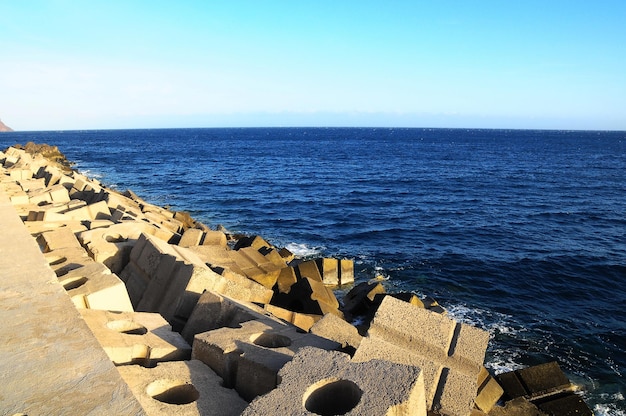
[192,319,340,401]
[117,360,248,416]
[243,347,426,416]
[80,309,191,366]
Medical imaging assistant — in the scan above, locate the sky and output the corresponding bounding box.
[1,1,625,131]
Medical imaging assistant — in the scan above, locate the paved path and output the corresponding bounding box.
[0,191,144,415]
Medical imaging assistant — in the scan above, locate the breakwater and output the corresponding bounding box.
[0,142,595,415]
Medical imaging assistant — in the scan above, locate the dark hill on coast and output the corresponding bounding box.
[0,119,14,132]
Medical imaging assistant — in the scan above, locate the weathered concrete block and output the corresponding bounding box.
[202,229,227,246]
[117,360,247,416]
[496,361,576,401]
[309,312,363,352]
[276,266,298,294]
[44,246,92,276]
[181,290,267,344]
[28,183,71,205]
[78,222,145,274]
[179,228,203,247]
[353,296,490,416]
[234,234,271,250]
[475,367,504,413]
[265,304,322,332]
[37,226,82,252]
[80,309,191,366]
[297,259,323,282]
[192,320,341,401]
[271,276,342,318]
[340,258,355,285]
[18,177,46,192]
[62,200,112,221]
[316,258,339,285]
[58,262,134,312]
[243,347,426,416]
[9,168,32,180]
[342,280,386,319]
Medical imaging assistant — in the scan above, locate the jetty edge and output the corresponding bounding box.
[0,142,592,415]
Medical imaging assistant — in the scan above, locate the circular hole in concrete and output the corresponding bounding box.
[303,378,362,416]
[250,332,292,348]
[105,233,128,243]
[146,379,199,405]
[106,320,148,335]
[61,276,88,291]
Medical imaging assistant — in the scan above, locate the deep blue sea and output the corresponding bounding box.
[3,128,625,413]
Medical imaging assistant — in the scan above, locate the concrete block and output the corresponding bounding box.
[10,168,32,180]
[179,228,203,247]
[181,290,267,345]
[265,304,322,332]
[202,229,227,246]
[496,361,576,401]
[297,259,323,281]
[18,177,46,192]
[44,246,92,276]
[536,392,592,416]
[234,234,271,250]
[316,258,339,285]
[192,320,341,401]
[354,296,490,416]
[475,367,504,413]
[272,276,342,316]
[28,183,70,205]
[117,360,248,416]
[340,258,355,285]
[58,262,134,312]
[80,309,191,366]
[276,266,298,293]
[243,347,427,416]
[62,200,112,221]
[25,219,89,235]
[309,312,363,352]
[78,222,145,273]
[37,226,82,252]
[342,280,386,319]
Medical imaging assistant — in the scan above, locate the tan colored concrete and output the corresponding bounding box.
[192,319,340,401]
[118,360,247,416]
[353,296,490,416]
[80,309,191,366]
[309,312,363,351]
[0,191,145,415]
[243,347,426,416]
[264,304,322,331]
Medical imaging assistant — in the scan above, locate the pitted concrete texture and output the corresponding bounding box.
[80,309,191,366]
[353,296,490,416]
[265,303,322,331]
[192,319,341,401]
[243,347,426,416]
[475,367,504,413]
[0,192,145,415]
[118,360,248,416]
[181,290,268,344]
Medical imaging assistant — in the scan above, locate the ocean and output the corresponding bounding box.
[3,127,625,414]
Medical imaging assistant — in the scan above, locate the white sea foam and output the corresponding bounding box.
[594,402,626,416]
[78,169,103,179]
[285,242,324,258]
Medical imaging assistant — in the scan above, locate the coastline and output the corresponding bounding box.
[0,142,593,415]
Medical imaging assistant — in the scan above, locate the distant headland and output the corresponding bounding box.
[0,119,14,132]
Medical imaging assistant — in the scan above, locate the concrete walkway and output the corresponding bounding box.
[0,192,144,415]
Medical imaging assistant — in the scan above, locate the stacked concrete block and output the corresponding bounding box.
[58,262,134,311]
[181,290,268,344]
[192,319,341,401]
[270,275,343,318]
[299,258,355,286]
[17,177,46,192]
[121,233,273,328]
[80,309,191,366]
[264,304,323,331]
[27,183,70,205]
[495,361,591,415]
[352,296,490,416]
[243,347,427,416]
[78,222,147,273]
[117,360,248,416]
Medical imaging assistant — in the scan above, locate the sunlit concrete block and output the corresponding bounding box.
[309,312,362,352]
[78,222,146,274]
[117,360,247,416]
[58,262,134,312]
[37,226,82,252]
[80,309,191,366]
[264,304,322,332]
[243,347,426,416]
[192,319,340,401]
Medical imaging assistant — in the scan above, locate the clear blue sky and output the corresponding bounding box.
[1,1,625,131]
